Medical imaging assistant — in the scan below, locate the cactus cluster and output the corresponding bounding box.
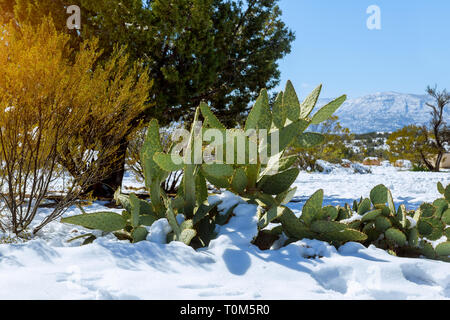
[61,81,346,248]
[282,189,367,243]
[343,183,450,261]
[198,81,346,217]
[346,184,420,250]
[416,182,450,261]
[62,192,157,244]
[253,182,450,263]
[253,190,367,250]
[59,80,450,263]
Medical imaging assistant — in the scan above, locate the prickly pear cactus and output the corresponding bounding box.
[198,81,346,211]
[252,189,367,250]
[342,183,450,261]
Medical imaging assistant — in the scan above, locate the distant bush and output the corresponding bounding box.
[289,115,354,171]
[411,163,430,172]
[386,125,436,169]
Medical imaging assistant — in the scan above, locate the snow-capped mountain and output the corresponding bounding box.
[317,92,449,133]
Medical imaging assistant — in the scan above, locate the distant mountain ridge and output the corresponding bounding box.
[317,92,449,134]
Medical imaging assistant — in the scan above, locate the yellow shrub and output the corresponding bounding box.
[0,19,152,235]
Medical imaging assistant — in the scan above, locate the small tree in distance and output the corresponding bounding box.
[291,116,354,171]
[422,86,450,171]
[386,125,435,169]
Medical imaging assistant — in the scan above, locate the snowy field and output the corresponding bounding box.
[0,166,449,300]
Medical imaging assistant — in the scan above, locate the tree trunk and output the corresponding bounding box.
[85,138,129,199]
[434,152,443,172]
[420,151,435,171]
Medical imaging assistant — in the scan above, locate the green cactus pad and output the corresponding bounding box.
[442,209,450,225]
[279,207,315,239]
[275,187,297,205]
[374,216,392,232]
[131,227,148,243]
[300,84,322,119]
[385,228,407,247]
[337,206,351,220]
[421,241,436,259]
[387,189,395,215]
[370,184,388,205]
[352,200,359,212]
[437,182,445,195]
[245,88,272,131]
[419,203,435,218]
[445,228,450,239]
[318,206,338,221]
[283,80,301,121]
[357,198,371,215]
[231,168,248,194]
[324,229,368,242]
[193,203,219,225]
[363,225,381,243]
[195,172,209,205]
[435,242,450,257]
[300,189,324,226]
[419,217,445,240]
[114,190,132,212]
[417,219,433,236]
[277,156,298,172]
[259,119,310,157]
[272,91,286,128]
[445,184,450,201]
[258,206,287,230]
[179,228,197,245]
[258,156,297,181]
[199,101,226,129]
[139,215,157,227]
[165,200,181,237]
[202,163,234,178]
[61,212,126,233]
[141,119,166,185]
[408,228,419,247]
[427,228,445,241]
[433,199,448,219]
[129,193,142,228]
[259,168,299,195]
[153,152,184,172]
[310,220,348,234]
[361,209,382,222]
[310,94,346,125]
[347,220,361,230]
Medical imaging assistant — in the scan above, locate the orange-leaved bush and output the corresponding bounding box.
[0,19,152,235]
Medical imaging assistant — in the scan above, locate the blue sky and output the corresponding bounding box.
[276,0,450,99]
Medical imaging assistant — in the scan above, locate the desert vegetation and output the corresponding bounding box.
[0,1,448,270]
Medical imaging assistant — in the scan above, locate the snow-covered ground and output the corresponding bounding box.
[0,166,449,300]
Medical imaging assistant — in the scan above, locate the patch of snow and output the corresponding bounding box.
[0,168,449,299]
[146,219,172,244]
